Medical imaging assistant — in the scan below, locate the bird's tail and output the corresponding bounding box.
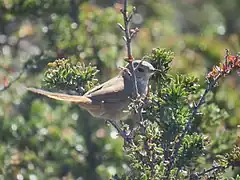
[27,87,92,104]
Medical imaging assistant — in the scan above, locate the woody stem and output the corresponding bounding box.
[121,0,139,98]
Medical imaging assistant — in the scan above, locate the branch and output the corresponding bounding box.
[0,68,25,93]
[121,0,133,59]
[106,0,142,144]
[166,49,239,178]
[0,53,42,93]
[166,75,220,176]
[118,0,139,98]
[196,165,226,177]
[69,0,80,25]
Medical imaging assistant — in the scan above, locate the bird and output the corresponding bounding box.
[27,60,156,121]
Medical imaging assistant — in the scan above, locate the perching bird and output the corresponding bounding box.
[27,60,156,121]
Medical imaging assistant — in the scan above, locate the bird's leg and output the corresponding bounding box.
[105,120,133,144]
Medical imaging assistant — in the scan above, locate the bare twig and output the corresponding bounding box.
[196,165,226,177]
[119,0,139,98]
[0,54,40,93]
[121,0,132,60]
[0,69,25,92]
[107,0,143,144]
[106,120,133,144]
[69,0,80,25]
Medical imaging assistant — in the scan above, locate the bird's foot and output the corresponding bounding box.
[105,120,133,144]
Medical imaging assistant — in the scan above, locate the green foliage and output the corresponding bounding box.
[111,49,202,179]
[43,59,99,94]
[0,0,240,179]
[124,122,166,180]
[115,49,239,179]
[217,146,240,168]
[148,48,173,88]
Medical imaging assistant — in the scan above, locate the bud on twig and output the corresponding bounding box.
[117,23,125,31]
[120,8,124,14]
[132,6,136,13]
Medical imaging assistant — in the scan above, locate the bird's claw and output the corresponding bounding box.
[118,129,133,144]
[105,119,133,144]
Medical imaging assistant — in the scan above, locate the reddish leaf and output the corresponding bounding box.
[3,76,9,87]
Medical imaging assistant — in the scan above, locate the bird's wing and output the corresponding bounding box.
[85,76,122,95]
[27,87,92,104]
[84,75,130,103]
[27,73,130,104]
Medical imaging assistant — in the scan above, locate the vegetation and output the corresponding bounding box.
[0,0,239,179]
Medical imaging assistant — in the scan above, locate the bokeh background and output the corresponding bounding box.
[0,0,239,179]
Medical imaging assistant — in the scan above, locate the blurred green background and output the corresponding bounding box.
[0,0,239,179]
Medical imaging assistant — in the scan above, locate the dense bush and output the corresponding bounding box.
[0,0,239,179]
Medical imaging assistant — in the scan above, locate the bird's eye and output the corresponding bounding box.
[137,67,144,72]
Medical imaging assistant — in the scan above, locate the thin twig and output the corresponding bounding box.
[0,69,25,92]
[196,165,225,177]
[120,0,139,98]
[69,0,80,25]
[106,119,133,144]
[122,0,132,59]
[166,73,222,178]
[166,50,240,178]
[107,0,141,143]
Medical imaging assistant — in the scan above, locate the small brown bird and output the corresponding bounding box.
[27,60,156,121]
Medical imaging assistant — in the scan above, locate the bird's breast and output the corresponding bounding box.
[136,79,149,96]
